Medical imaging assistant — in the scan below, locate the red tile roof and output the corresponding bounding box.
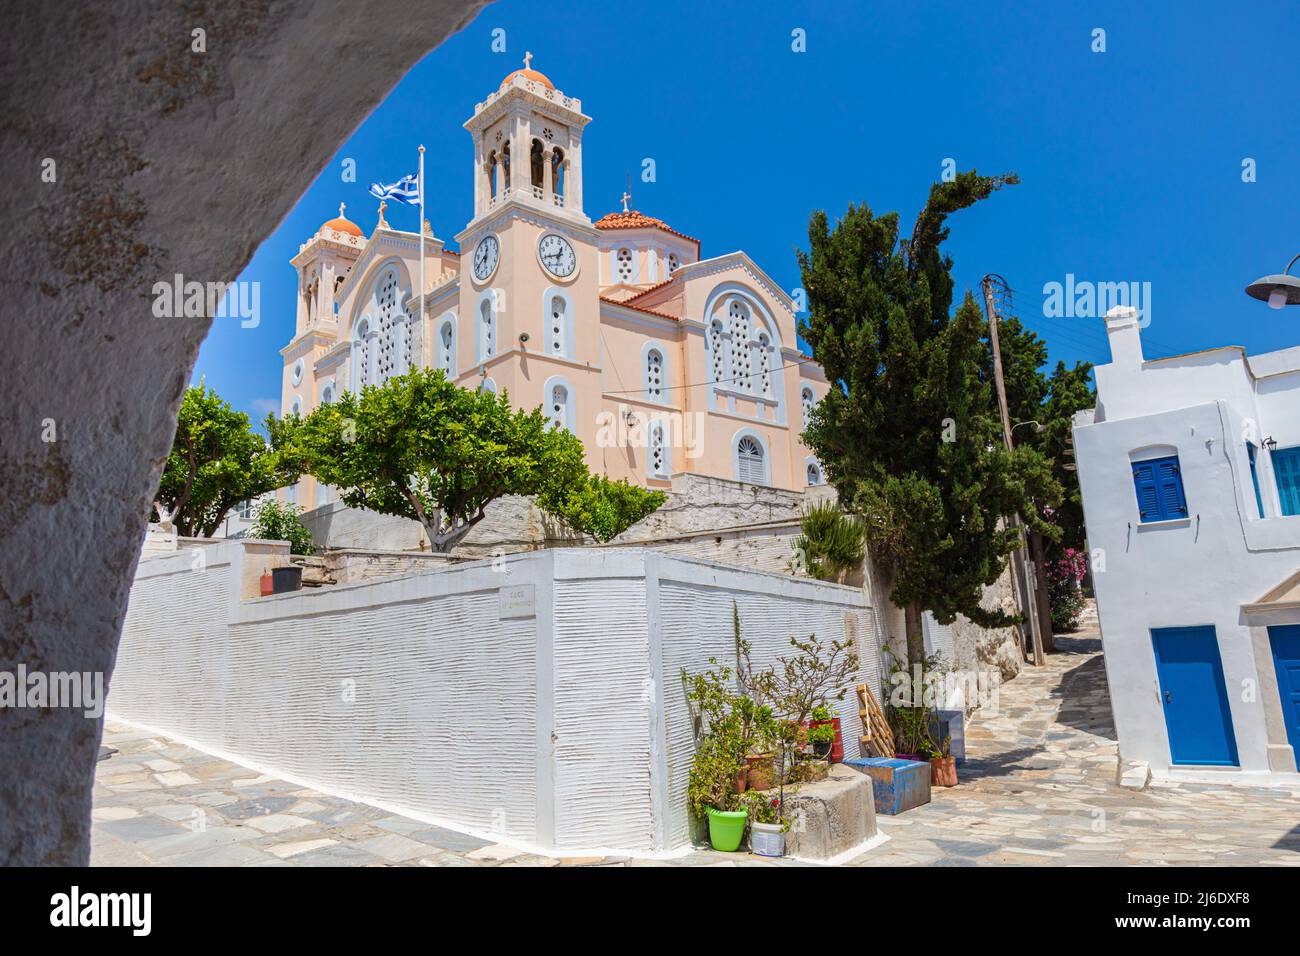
[593,209,700,247]
[599,296,681,322]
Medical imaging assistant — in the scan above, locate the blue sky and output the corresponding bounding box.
[195,0,1300,423]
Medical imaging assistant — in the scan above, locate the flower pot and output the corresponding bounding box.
[706,808,749,852]
[259,568,274,597]
[810,717,844,763]
[744,753,774,791]
[749,821,784,857]
[930,754,958,787]
[732,768,748,793]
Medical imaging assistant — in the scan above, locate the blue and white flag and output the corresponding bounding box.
[368,174,421,205]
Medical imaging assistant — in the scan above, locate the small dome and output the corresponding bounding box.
[321,202,362,237]
[502,52,554,90]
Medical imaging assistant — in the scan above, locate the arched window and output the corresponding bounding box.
[807,461,822,487]
[502,142,511,190]
[289,395,303,417]
[551,147,565,202]
[320,383,335,405]
[616,248,634,283]
[645,346,665,401]
[478,295,496,362]
[801,386,815,427]
[648,420,670,479]
[549,294,567,356]
[735,435,766,485]
[547,380,573,432]
[487,150,498,199]
[530,138,544,189]
[436,314,457,376]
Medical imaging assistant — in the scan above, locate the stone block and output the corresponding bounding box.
[929,709,966,765]
[782,764,876,861]
[842,756,932,815]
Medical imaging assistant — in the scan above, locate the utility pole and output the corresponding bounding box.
[981,274,1046,667]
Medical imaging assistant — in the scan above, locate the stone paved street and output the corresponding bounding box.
[91,629,1300,867]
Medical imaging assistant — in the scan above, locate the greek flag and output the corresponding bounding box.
[368,174,421,205]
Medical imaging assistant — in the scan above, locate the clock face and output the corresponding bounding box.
[472,234,500,282]
[538,233,578,279]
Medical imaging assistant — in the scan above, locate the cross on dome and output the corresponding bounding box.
[620,190,631,213]
[523,51,532,70]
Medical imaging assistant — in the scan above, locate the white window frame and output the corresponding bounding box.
[642,340,669,404]
[476,289,498,363]
[435,312,458,377]
[543,374,575,432]
[732,428,771,486]
[543,286,575,360]
[806,457,823,487]
[647,417,672,479]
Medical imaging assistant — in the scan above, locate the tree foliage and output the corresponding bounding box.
[285,369,663,552]
[792,501,866,582]
[797,171,1063,663]
[153,384,298,537]
[250,500,315,555]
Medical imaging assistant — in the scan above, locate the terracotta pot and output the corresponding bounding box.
[930,755,958,787]
[810,718,844,763]
[745,753,774,791]
[732,767,748,793]
[259,568,274,597]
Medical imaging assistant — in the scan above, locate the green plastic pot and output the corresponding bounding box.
[706,808,748,851]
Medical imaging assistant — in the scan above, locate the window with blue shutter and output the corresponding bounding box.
[1275,447,1300,517]
[1131,454,1188,522]
[1247,443,1265,518]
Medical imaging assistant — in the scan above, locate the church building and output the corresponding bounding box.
[280,56,829,512]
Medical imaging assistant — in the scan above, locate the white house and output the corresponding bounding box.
[1073,305,1300,785]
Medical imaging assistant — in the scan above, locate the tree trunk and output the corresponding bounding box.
[1029,531,1055,652]
[904,600,925,667]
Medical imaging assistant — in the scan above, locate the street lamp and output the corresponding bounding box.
[1246,254,1300,309]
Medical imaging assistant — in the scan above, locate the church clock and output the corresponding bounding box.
[538,233,578,280]
[472,233,500,283]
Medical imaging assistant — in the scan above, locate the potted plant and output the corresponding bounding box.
[807,704,844,763]
[927,734,958,788]
[745,791,788,858]
[688,738,749,851]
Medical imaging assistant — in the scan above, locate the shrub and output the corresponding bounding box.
[792,501,866,581]
[1045,548,1088,631]
[251,500,315,555]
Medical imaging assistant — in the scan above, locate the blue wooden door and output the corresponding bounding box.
[1275,447,1300,516]
[1151,626,1239,766]
[1268,625,1300,754]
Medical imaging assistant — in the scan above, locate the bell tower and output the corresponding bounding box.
[463,52,591,227]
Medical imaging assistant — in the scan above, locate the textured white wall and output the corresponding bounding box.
[110,544,875,853]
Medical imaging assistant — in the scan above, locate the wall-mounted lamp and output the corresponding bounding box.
[1011,420,1045,434]
[1264,436,1279,452]
[518,332,530,346]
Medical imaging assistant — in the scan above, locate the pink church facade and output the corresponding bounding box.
[280,60,829,512]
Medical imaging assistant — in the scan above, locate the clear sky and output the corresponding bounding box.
[194,0,1300,423]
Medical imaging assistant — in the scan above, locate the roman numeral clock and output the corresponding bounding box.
[471,233,500,282]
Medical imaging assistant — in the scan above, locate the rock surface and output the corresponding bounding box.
[0,0,486,865]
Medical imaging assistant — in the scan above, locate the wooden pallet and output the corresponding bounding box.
[856,682,895,758]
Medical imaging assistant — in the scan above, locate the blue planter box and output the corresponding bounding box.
[842,757,931,815]
[928,709,966,766]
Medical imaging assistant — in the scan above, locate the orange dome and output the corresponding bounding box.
[321,202,362,237]
[501,53,554,90]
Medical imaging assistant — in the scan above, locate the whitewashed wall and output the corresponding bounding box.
[110,543,875,854]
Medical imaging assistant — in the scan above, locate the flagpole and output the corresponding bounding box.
[417,144,426,371]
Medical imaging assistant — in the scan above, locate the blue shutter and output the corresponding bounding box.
[1131,461,1161,520]
[1132,454,1186,522]
[1275,447,1300,517]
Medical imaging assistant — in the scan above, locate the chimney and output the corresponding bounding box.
[1104,305,1145,367]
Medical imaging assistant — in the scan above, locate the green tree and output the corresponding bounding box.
[287,369,663,552]
[797,171,1063,665]
[153,383,298,537]
[250,500,315,555]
